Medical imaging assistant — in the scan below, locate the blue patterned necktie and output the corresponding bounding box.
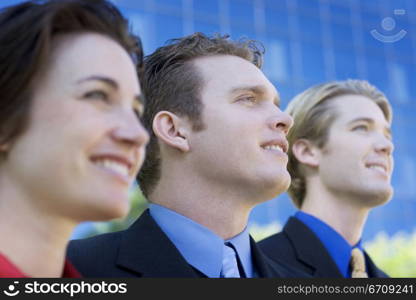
[220,242,241,278]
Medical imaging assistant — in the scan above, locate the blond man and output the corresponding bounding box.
[259,80,393,278]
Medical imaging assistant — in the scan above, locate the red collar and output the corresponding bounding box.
[0,253,81,278]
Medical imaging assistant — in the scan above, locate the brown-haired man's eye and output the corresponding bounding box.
[84,90,109,102]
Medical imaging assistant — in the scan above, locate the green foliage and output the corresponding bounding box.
[364,230,416,277]
[249,222,281,242]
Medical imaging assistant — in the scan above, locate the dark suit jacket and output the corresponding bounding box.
[258,217,389,278]
[67,210,307,278]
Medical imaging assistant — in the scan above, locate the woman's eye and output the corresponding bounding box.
[84,90,109,101]
[134,107,144,119]
[238,96,257,103]
[353,124,368,131]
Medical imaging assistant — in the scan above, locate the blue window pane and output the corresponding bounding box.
[386,63,411,105]
[298,14,322,41]
[329,3,352,24]
[273,81,295,108]
[229,0,255,27]
[406,65,416,101]
[265,8,289,36]
[154,14,183,47]
[333,48,357,79]
[408,0,416,10]
[301,42,326,83]
[264,0,287,12]
[154,0,183,9]
[330,22,354,47]
[387,37,414,62]
[393,154,416,199]
[360,1,382,13]
[122,11,155,54]
[229,26,256,41]
[194,21,221,36]
[366,57,389,91]
[296,0,321,16]
[193,0,219,16]
[263,39,291,82]
[385,0,411,11]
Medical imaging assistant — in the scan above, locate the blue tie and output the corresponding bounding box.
[220,242,241,278]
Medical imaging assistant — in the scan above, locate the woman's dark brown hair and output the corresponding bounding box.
[0,0,143,148]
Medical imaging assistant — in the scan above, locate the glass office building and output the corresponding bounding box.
[116,0,416,241]
[2,0,415,241]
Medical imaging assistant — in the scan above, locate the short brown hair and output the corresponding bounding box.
[0,0,143,150]
[286,80,392,208]
[137,32,264,198]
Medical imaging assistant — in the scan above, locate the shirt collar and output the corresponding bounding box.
[295,211,362,278]
[0,252,81,278]
[225,224,253,278]
[149,203,253,278]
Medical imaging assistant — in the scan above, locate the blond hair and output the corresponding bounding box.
[286,80,392,208]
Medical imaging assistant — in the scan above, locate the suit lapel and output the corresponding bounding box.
[285,217,343,277]
[251,235,310,277]
[364,251,389,278]
[116,210,199,277]
[250,236,274,277]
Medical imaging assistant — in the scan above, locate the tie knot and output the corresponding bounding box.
[220,243,241,278]
[350,248,368,278]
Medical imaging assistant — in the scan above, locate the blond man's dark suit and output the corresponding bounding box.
[259,217,388,278]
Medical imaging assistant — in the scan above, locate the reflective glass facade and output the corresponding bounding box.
[118,0,416,241]
[2,0,415,241]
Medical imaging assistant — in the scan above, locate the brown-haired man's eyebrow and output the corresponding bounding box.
[230,84,280,106]
[76,75,119,90]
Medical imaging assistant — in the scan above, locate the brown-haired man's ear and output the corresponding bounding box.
[291,139,320,168]
[152,111,190,152]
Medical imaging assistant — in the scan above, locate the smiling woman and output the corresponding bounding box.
[0,0,149,278]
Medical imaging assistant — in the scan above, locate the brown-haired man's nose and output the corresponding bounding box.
[269,111,294,135]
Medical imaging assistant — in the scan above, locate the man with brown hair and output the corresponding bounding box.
[259,80,393,277]
[68,33,305,277]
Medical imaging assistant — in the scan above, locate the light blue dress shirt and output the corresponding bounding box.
[149,203,254,278]
[295,211,364,278]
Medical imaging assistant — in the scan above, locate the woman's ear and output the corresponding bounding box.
[152,111,190,152]
[291,138,320,168]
